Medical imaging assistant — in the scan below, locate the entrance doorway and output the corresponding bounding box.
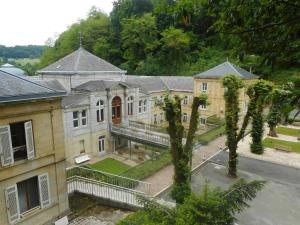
[112,96,122,124]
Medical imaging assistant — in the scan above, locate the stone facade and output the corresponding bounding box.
[0,99,69,225]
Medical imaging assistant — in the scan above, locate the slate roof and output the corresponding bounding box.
[62,93,89,108]
[38,47,126,75]
[125,75,193,93]
[0,70,66,104]
[194,62,258,79]
[0,63,27,77]
[73,80,137,92]
[33,80,66,92]
[160,76,193,92]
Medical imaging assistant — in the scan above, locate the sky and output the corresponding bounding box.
[0,0,115,47]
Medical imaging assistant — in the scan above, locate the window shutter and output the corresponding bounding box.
[38,173,51,208]
[5,185,20,224]
[24,121,35,160]
[0,125,14,166]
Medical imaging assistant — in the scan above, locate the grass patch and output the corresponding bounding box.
[89,158,131,175]
[276,127,300,137]
[196,125,225,145]
[120,152,172,180]
[263,138,300,153]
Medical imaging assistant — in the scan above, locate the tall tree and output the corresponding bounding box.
[118,179,266,225]
[158,94,207,203]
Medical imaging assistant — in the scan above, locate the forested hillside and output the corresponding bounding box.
[0,45,45,59]
[39,0,300,81]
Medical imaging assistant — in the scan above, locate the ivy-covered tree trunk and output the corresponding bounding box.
[161,95,205,203]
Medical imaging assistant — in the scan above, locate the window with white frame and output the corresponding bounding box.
[73,110,87,127]
[98,136,105,153]
[5,173,51,224]
[200,118,206,125]
[0,121,35,166]
[81,110,87,126]
[200,103,207,110]
[183,96,188,105]
[143,100,147,112]
[138,100,143,113]
[73,111,79,127]
[182,113,188,122]
[128,96,134,115]
[201,82,208,92]
[96,100,105,122]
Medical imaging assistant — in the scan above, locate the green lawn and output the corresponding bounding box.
[276,127,300,137]
[88,158,131,174]
[196,125,226,145]
[263,138,300,153]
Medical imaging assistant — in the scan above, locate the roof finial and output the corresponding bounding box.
[79,32,83,47]
[226,57,229,62]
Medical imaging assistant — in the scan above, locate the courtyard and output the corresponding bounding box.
[161,151,300,225]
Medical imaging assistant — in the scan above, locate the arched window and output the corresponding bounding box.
[96,100,105,122]
[128,96,134,115]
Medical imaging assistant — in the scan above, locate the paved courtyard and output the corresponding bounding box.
[162,151,300,225]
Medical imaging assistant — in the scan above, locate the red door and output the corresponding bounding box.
[112,96,122,124]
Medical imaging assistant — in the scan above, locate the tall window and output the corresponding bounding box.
[73,111,79,127]
[98,136,105,153]
[81,110,87,126]
[200,103,207,110]
[96,100,105,122]
[160,113,164,123]
[154,114,157,125]
[200,118,206,125]
[139,100,143,113]
[128,96,134,115]
[201,82,208,92]
[183,96,188,105]
[182,113,188,122]
[143,100,147,112]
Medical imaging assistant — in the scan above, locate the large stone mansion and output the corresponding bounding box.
[36,47,257,165]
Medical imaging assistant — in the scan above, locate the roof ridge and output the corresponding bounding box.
[159,76,170,91]
[226,61,241,75]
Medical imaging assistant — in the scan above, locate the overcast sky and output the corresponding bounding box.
[0,0,114,47]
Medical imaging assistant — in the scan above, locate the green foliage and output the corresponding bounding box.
[247,80,274,154]
[196,125,225,145]
[0,45,44,59]
[206,115,225,126]
[222,75,244,177]
[120,152,172,180]
[118,179,266,225]
[263,138,300,153]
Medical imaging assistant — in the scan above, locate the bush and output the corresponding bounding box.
[206,115,225,126]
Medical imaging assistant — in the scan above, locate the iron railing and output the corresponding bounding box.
[111,124,170,148]
[67,166,151,195]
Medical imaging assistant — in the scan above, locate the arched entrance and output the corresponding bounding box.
[112,96,122,124]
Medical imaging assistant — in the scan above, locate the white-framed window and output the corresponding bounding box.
[0,121,35,166]
[81,110,87,126]
[154,114,157,125]
[182,113,188,122]
[143,100,147,112]
[201,82,208,92]
[128,96,134,115]
[200,118,206,125]
[183,96,188,105]
[73,110,88,127]
[160,113,164,123]
[98,136,105,153]
[5,173,51,224]
[73,111,79,127]
[96,100,105,122]
[138,100,143,113]
[200,103,207,110]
